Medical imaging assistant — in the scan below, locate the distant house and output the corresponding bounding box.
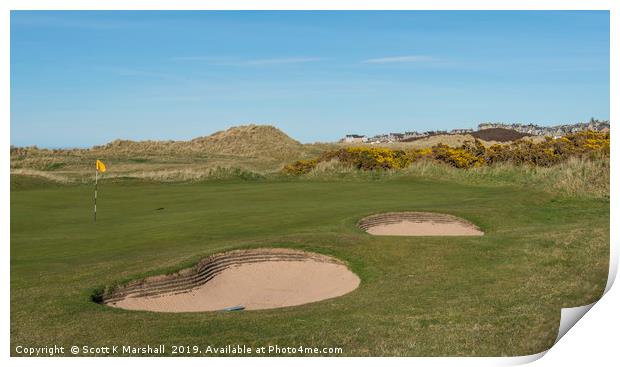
[478,123,495,130]
[403,131,423,139]
[342,134,367,143]
[388,133,404,141]
[450,128,474,134]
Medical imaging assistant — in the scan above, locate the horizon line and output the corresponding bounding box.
[10,119,610,149]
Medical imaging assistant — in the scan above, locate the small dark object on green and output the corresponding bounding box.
[219,305,245,312]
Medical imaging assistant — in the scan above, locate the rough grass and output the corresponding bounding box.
[106,166,265,182]
[10,169,73,184]
[11,150,609,202]
[10,175,609,356]
[401,157,610,199]
[298,157,609,200]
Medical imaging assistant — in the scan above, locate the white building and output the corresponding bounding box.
[342,134,367,143]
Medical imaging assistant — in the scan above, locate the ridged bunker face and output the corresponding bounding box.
[358,212,484,237]
[100,248,360,312]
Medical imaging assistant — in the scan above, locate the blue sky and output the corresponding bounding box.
[11,11,609,147]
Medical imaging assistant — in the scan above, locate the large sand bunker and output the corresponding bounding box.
[101,248,360,312]
[358,212,483,236]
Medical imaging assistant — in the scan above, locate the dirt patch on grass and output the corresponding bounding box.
[101,248,360,312]
[358,212,483,236]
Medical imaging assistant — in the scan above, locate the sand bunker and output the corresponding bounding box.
[101,248,360,312]
[358,212,483,236]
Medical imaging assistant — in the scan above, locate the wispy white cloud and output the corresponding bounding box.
[363,55,434,64]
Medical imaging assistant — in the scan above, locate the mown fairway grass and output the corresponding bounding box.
[10,175,609,356]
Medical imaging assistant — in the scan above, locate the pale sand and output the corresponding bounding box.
[109,260,360,312]
[366,220,483,236]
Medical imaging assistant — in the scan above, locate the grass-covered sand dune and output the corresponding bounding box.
[10,125,324,181]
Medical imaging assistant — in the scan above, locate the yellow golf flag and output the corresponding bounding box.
[96,159,107,173]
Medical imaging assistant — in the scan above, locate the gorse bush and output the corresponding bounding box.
[283,147,414,174]
[430,142,484,168]
[283,131,610,174]
[282,158,320,175]
[323,147,413,170]
[483,131,609,166]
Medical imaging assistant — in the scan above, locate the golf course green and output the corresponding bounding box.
[10,174,609,356]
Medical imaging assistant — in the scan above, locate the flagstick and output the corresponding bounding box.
[94,169,98,222]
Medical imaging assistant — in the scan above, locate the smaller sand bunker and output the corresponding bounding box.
[358,212,483,236]
[100,248,360,312]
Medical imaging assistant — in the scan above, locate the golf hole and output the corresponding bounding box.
[99,248,360,312]
[358,211,484,236]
